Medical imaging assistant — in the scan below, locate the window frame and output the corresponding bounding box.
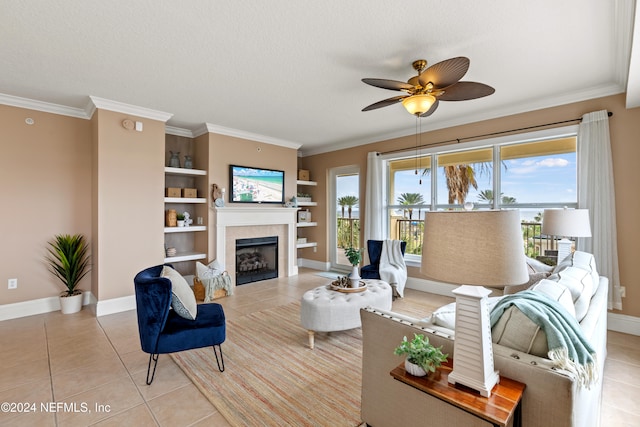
[381,125,580,267]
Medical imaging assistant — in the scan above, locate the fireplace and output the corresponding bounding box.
[235,236,278,285]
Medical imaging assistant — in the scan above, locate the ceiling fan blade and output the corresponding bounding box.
[362,78,414,92]
[438,81,495,101]
[362,95,408,111]
[419,99,439,117]
[418,57,470,89]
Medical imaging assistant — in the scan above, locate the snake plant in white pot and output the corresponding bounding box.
[46,234,91,314]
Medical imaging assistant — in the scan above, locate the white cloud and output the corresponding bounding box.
[509,157,570,174]
[538,158,569,167]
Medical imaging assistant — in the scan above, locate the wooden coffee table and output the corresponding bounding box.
[391,361,525,427]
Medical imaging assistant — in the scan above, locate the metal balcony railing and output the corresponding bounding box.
[336,216,559,262]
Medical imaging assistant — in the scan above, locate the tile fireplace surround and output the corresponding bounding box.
[212,206,299,286]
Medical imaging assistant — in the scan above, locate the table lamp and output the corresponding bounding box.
[542,208,591,264]
[421,210,528,397]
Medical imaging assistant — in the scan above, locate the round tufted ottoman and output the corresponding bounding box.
[300,279,392,349]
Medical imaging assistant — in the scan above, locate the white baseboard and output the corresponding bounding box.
[95,295,137,317]
[0,291,95,321]
[608,312,640,336]
[406,276,459,297]
[0,292,138,320]
[297,258,331,271]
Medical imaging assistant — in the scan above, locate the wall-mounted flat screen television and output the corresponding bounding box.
[229,165,285,204]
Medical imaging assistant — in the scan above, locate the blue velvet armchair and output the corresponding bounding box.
[134,264,226,384]
[360,240,407,280]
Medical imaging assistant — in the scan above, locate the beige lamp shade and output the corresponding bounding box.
[542,208,592,237]
[420,210,528,287]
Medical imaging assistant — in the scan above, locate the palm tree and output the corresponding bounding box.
[338,196,348,218]
[444,165,478,205]
[339,195,358,218]
[477,189,517,205]
[397,193,425,220]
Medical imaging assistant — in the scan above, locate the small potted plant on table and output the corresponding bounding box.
[344,247,363,288]
[394,333,448,377]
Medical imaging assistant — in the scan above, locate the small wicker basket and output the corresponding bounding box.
[193,274,229,301]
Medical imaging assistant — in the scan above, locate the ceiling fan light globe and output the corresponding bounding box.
[402,94,436,115]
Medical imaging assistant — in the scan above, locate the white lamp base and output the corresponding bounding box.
[557,238,572,264]
[448,285,499,397]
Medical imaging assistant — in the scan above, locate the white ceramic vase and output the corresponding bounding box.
[349,266,361,288]
[60,292,83,314]
[404,358,427,377]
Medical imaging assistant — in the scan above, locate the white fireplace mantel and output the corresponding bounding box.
[212,206,299,278]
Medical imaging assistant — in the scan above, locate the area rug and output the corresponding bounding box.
[314,271,344,280]
[171,302,363,426]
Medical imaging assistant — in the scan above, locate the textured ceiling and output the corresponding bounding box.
[0,1,637,155]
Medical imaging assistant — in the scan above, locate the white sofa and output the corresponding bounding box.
[360,251,608,427]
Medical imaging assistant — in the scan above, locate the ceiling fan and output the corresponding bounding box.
[361,57,495,117]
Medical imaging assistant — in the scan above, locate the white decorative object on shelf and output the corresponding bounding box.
[183,212,193,227]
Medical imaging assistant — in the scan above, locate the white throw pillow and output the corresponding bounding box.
[196,259,224,279]
[432,297,504,330]
[553,251,599,296]
[162,266,197,320]
[526,257,554,274]
[547,266,593,322]
[530,279,576,319]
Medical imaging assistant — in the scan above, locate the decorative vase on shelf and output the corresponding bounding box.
[169,151,180,168]
[184,155,193,169]
[404,359,428,377]
[349,265,361,288]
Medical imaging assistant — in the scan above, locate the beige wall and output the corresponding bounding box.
[0,105,297,310]
[92,109,165,301]
[0,105,92,304]
[300,93,640,318]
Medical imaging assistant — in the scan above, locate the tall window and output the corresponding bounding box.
[384,129,578,263]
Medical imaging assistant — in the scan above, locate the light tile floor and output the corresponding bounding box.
[0,268,638,426]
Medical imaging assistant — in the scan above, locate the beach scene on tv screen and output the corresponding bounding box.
[232,167,283,202]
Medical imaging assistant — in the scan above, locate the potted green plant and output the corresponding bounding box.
[394,333,448,377]
[176,213,185,227]
[46,234,91,314]
[344,247,363,288]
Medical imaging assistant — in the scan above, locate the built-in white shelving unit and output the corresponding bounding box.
[296,179,318,249]
[163,140,208,271]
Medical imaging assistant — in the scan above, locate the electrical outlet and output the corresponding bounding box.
[8,278,17,289]
[620,286,626,298]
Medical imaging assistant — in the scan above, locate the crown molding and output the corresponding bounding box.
[204,123,301,149]
[0,93,88,118]
[165,126,195,138]
[87,96,173,122]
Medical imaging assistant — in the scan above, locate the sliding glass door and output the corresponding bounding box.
[329,166,360,271]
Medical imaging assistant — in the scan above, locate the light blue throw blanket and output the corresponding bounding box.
[490,290,597,388]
